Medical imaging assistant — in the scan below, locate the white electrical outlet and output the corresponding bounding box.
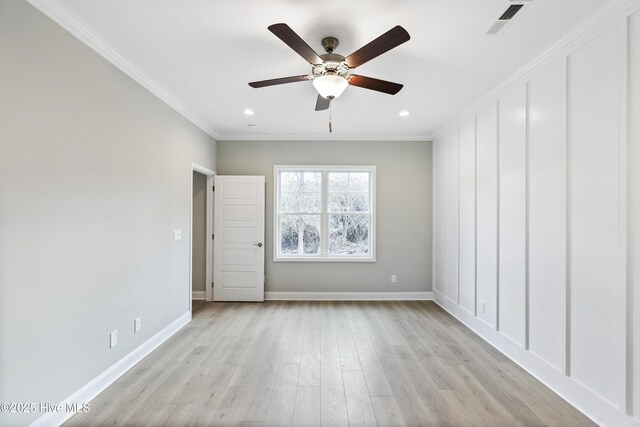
[391,275,397,284]
[134,317,141,333]
[480,301,486,314]
[110,330,118,348]
[173,229,182,240]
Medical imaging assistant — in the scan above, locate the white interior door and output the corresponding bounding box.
[214,175,265,301]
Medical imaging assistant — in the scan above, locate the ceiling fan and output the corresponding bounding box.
[249,23,410,111]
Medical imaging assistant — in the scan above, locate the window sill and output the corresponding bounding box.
[274,256,376,263]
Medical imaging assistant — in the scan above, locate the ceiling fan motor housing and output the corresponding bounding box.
[321,36,339,53]
[311,37,350,79]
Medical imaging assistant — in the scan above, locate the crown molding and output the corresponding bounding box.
[218,133,433,142]
[25,0,431,143]
[26,0,221,140]
[433,0,640,139]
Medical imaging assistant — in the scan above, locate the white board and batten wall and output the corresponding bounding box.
[433,4,640,426]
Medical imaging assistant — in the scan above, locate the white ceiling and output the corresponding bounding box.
[42,0,614,140]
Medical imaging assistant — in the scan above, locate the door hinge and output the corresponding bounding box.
[212,233,214,240]
[212,185,215,191]
[212,282,214,288]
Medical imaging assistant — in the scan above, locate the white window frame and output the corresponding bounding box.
[273,165,376,262]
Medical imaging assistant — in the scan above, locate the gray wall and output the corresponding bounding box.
[0,1,216,425]
[192,172,207,293]
[217,140,432,293]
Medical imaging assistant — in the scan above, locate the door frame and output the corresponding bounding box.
[190,162,216,311]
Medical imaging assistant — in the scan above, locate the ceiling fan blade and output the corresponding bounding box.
[345,26,410,68]
[268,23,323,65]
[249,75,311,88]
[315,94,331,111]
[348,75,403,95]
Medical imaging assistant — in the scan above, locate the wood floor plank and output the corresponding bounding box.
[203,385,251,425]
[264,363,300,426]
[320,345,349,426]
[397,356,471,426]
[299,329,321,387]
[464,361,548,426]
[97,361,181,421]
[337,331,362,371]
[352,333,393,397]
[293,386,321,427]
[343,370,377,426]
[446,364,523,426]
[320,303,338,346]
[378,356,439,426]
[63,381,132,426]
[282,329,305,364]
[370,397,405,427]
[65,301,595,427]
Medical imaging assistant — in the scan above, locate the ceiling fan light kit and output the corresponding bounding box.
[249,23,410,119]
[312,75,348,99]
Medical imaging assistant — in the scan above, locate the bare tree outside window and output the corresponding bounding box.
[275,166,375,261]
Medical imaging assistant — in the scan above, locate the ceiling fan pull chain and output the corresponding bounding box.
[329,103,333,133]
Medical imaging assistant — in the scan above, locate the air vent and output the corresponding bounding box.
[499,4,524,21]
[487,1,532,35]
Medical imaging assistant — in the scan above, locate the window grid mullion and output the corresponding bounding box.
[276,171,281,259]
[321,171,329,256]
[327,212,370,215]
[280,212,323,215]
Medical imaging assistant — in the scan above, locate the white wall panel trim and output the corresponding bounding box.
[457,127,461,306]
[628,10,640,421]
[568,24,623,407]
[563,56,571,377]
[496,101,502,333]
[433,294,639,427]
[434,0,640,140]
[474,116,479,317]
[563,55,571,379]
[620,17,632,416]
[432,5,640,425]
[524,81,531,351]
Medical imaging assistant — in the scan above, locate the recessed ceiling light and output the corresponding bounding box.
[398,110,410,117]
[243,109,255,115]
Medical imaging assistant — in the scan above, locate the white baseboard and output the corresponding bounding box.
[433,292,637,427]
[30,311,192,427]
[191,291,206,300]
[265,291,433,301]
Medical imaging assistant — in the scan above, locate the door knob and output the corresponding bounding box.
[253,242,263,247]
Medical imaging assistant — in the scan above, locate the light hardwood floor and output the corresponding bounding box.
[66,301,595,426]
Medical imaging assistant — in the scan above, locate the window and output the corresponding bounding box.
[274,165,376,262]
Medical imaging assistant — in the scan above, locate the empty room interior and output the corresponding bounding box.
[2,0,640,426]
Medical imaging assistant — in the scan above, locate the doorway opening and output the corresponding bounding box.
[190,163,215,312]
